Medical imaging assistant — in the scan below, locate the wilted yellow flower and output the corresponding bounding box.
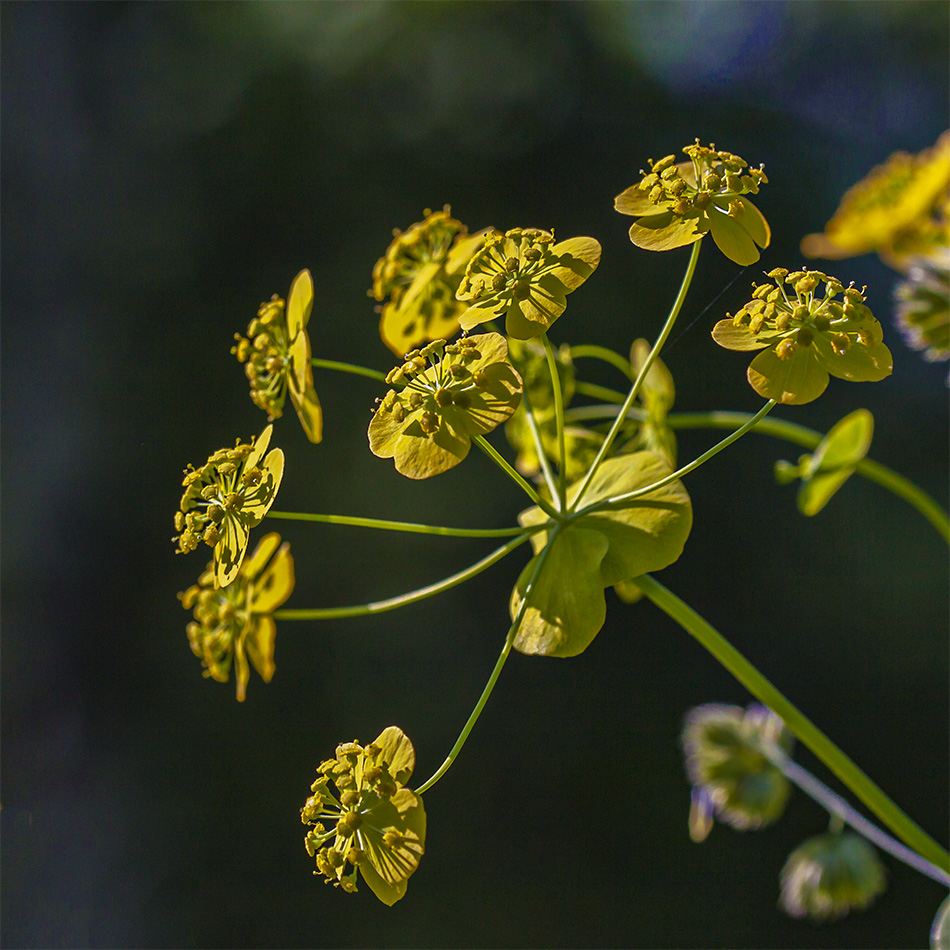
[301,727,426,906]
[233,270,323,443]
[456,228,601,339]
[179,533,294,701]
[173,425,284,587]
[371,207,487,355]
[615,141,770,265]
[712,269,892,404]
[801,131,950,269]
[368,333,522,479]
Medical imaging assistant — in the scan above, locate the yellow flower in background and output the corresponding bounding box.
[894,248,950,366]
[711,269,892,404]
[371,207,487,356]
[233,269,323,443]
[615,141,770,266]
[179,532,294,701]
[456,228,602,339]
[173,425,284,587]
[801,131,950,269]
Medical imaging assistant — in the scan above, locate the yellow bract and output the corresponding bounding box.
[180,532,294,701]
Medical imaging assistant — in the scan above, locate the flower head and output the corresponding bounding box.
[775,409,874,516]
[368,332,523,479]
[371,207,487,356]
[615,141,770,265]
[780,832,886,921]
[682,703,792,832]
[233,270,323,442]
[894,248,950,367]
[301,726,426,906]
[179,532,294,701]
[456,228,602,339]
[712,269,893,404]
[801,131,950,268]
[173,425,284,587]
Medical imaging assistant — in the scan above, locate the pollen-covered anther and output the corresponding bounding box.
[223,492,244,511]
[346,847,364,866]
[775,338,797,360]
[491,273,507,291]
[812,314,831,332]
[792,305,809,322]
[340,790,360,808]
[523,247,542,262]
[703,171,722,191]
[831,333,851,355]
[724,174,742,192]
[408,392,424,409]
[382,831,404,850]
[512,280,531,300]
[504,257,519,273]
[448,363,470,379]
[420,411,440,434]
[673,197,692,215]
[796,274,819,294]
[775,311,792,332]
[325,848,346,869]
[728,199,744,219]
[391,402,405,424]
[434,388,453,408]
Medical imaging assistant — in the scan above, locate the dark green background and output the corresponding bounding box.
[3,2,948,947]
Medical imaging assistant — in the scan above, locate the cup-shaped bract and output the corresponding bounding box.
[780,833,887,922]
[615,141,770,266]
[712,269,892,404]
[368,333,522,479]
[301,727,426,906]
[510,451,692,657]
[180,532,294,701]
[233,269,323,443]
[174,425,285,587]
[456,228,601,339]
[371,207,489,355]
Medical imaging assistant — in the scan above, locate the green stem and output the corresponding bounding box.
[564,406,950,543]
[414,530,557,794]
[570,239,702,511]
[473,435,560,520]
[635,573,950,873]
[272,534,532,621]
[542,334,568,508]
[310,358,386,383]
[519,385,560,504]
[266,510,530,539]
[569,344,633,381]
[574,381,627,404]
[577,401,776,515]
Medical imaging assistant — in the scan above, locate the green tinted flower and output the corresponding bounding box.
[301,726,426,906]
[683,703,792,831]
[371,207,487,356]
[780,832,887,921]
[510,451,692,656]
[712,269,893,404]
[456,228,602,339]
[233,270,323,442]
[179,532,294,701]
[615,141,770,265]
[802,131,950,269]
[368,333,522,479]
[775,409,873,516]
[173,425,284,587]
[895,248,950,366]
[619,338,677,467]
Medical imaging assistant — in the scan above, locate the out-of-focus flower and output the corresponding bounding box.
[615,141,770,265]
[682,703,792,832]
[620,338,677,467]
[775,409,873,516]
[173,425,284,587]
[371,207,487,356]
[780,832,887,922]
[894,248,950,367]
[712,269,892,404]
[932,895,950,950]
[801,131,950,270]
[233,270,323,442]
[456,228,601,339]
[368,333,522,479]
[179,533,294,701]
[301,727,425,906]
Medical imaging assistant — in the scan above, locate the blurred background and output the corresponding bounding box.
[2,2,947,946]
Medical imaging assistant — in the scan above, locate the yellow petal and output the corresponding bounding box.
[747,346,829,405]
[244,616,276,685]
[286,269,314,338]
[251,541,295,613]
[372,725,416,786]
[736,197,771,249]
[245,424,274,471]
[615,184,671,217]
[813,334,893,382]
[548,236,602,291]
[708,207,760,266]
[628,211,704,252]
[711,318,779,352]
[241,447,284,524]
[458,304,503,332]
[214,516,249,588]
[242,532,283,580]
[289,331,323,443]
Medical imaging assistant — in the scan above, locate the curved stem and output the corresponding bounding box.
[309,358,386,383]
[569,344,633,381]
[519,385,559,504]
[570,239,702,510]
[563,407,950,543]
[635,573,950,873]
[272,534,533,621]
[473,435,560,519]
[414,530,557,795]
[577,401,776,516]
[769,751,950,886]
[266,510,531,539]
[542,334,568,508]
